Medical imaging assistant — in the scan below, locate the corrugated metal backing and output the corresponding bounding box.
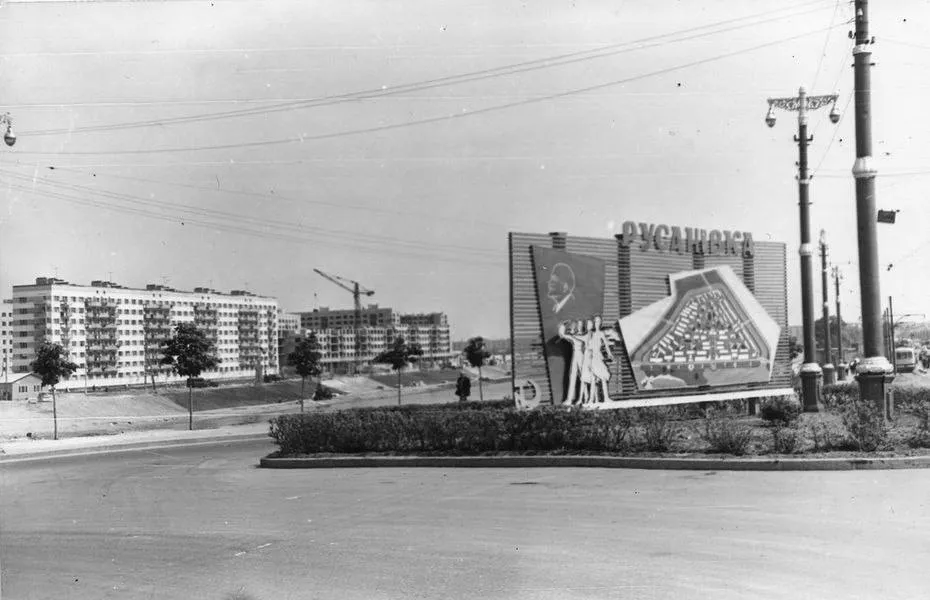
[751,241,792,387]
[510,232,556,404]
[511,232,790,404]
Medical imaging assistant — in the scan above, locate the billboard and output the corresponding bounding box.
[509,225,792,409]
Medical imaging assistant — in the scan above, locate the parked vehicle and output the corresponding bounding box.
[894,347,917,373]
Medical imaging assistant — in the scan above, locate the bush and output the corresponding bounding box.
[822,382,858,410]
[841,400,889,452]
[313,385,335,401]
[771,426,801,454]
[906,400,930,448]
[263,374,282,383]
[700,409,754,455]
[635,407,676,452]
[759,396,802,427]
[269,405,637,456]
[805,414,843,452]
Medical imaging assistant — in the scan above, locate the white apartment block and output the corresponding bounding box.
[294,307,454,372]
[1,299,12,383]
[277,310,301,336]
[10,278,279,390]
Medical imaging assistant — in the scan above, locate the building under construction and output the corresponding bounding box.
[294,305,454,373]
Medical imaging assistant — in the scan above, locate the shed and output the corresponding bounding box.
[0,373,44,402]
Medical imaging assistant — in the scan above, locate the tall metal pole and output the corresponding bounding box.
[820,231,835,384]
[833,266,846,378]
[852,0,894,413]
[889,296,896,372]
[796,88,823,410]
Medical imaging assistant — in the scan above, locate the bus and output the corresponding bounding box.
[895,347,917,373]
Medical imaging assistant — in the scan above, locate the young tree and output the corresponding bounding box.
[160,323,219,430]
[463,336,491,402]
[31,342,78,441]
[374,336,423,405]
[288,333,322,413]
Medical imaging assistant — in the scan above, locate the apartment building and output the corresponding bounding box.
[294,305,453,372]
[1,299,12,383]
[10,278,279,390]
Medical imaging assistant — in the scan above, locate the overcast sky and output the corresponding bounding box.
[1,0,928,339]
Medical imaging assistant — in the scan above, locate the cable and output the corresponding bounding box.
[0,170,502,260]
[16,22,847,157]
[29,164,506,229]
[810,92,853,178]
[16,0,836,137]
[2,180,507,269]
[809,0,843,91]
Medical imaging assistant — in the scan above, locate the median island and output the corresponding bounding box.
[261,378,930,470]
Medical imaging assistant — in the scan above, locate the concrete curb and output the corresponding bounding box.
[259,453,930,471]
[0,433,271,464]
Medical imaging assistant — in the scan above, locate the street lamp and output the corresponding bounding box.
[819,229,836,385]
[1,113,15,147]
[765,86,839,411]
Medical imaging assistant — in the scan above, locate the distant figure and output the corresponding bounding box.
[455,373,471,403]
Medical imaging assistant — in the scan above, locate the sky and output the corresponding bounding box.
[1,0,929,340]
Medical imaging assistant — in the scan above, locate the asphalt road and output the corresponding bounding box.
[3,440,930,600]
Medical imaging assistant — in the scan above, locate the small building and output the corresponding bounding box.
[0,373,44,402]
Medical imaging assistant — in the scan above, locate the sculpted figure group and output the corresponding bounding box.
[557,315,620,405]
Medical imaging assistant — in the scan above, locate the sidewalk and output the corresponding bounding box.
[0,421,272,462]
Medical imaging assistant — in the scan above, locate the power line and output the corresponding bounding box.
[30,164,506,229]
[2,180,508,268]
[16,0,836,137]
[15,22,847,157]
[0,170,503,261]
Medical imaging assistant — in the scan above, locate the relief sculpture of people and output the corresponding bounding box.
[558,315,620,405]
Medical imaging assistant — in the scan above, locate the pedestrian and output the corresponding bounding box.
[455,372,471,403]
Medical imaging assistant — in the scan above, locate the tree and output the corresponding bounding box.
[288,333,322,413]
[160,323,219,430]
[374,336,423,405]
[31,342,78,441]
[814,316,862,359]
[463,336,491,402]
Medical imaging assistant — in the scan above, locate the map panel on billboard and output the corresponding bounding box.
[618,266,780,390]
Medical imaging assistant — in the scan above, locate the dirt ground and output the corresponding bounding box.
[0,378,514,441]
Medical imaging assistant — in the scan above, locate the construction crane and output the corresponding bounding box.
[313,269,375,373]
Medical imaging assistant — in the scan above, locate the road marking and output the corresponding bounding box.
[285,495,300,500]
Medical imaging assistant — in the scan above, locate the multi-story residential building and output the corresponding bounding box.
[299,304,397,330]
[295,305,454,372]
[10,278,279,390]
[1,299,13,384]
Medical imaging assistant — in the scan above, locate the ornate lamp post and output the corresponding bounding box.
[819,229,836,384]
[765,87,839,411]
[832,265,847,380]
[0,113,15,147]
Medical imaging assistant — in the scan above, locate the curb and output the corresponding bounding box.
[0,433,271,464]
[259,454,930,471]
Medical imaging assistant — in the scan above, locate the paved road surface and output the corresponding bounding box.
[3,440,929,599]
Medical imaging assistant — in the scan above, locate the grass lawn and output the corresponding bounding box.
[367,370,462,388]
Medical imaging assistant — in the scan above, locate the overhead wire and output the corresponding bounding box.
[0,169,503,261]
[16,0,837,138]
[28,164,506,229]
[1,180,508,268]
[15,22,849,157]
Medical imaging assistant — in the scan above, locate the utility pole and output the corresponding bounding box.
[852,0,894,415]
[766,88,840,411]
[819,231,835,384]
[833,266,846,379]
[889,295,896,372]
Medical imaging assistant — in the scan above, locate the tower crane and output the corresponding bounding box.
[313,269,375,373]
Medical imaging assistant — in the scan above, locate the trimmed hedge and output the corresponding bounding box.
[270,405,636,455]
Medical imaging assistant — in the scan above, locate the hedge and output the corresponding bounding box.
[269,405,636,456]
